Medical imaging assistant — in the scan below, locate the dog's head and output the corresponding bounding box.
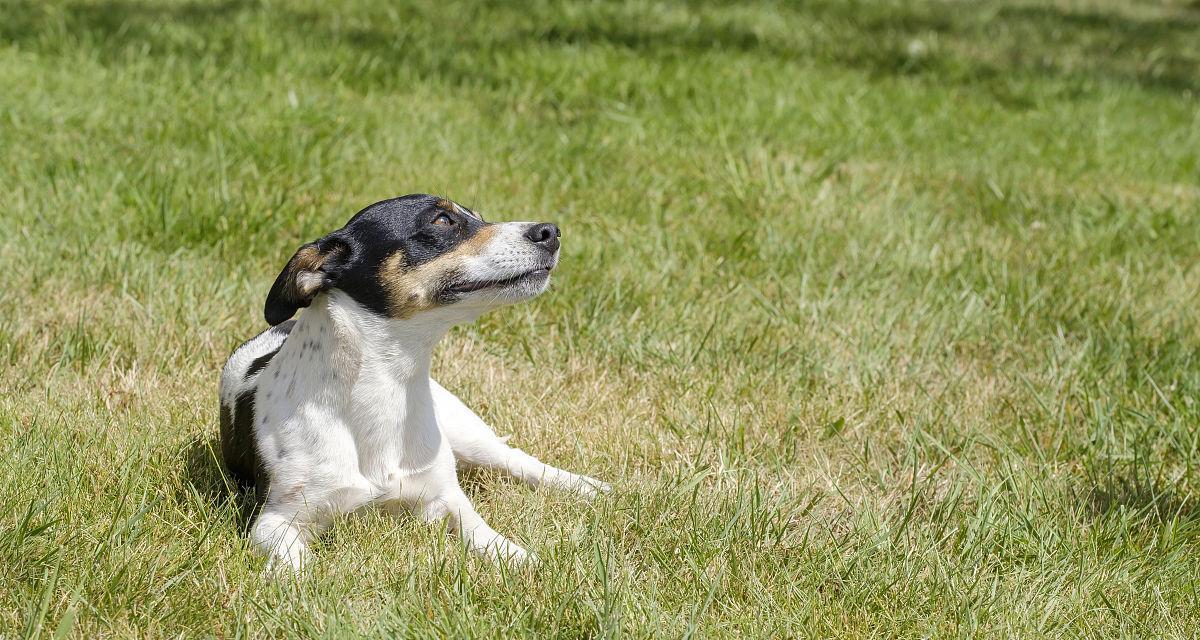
[264,194,560,325]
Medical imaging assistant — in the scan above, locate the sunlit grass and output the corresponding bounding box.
[1,0,1198,637]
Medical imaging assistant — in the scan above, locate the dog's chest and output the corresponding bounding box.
[256,301,446,484]
[348,369,444,477]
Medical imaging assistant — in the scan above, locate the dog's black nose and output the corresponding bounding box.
[525,223,560,253]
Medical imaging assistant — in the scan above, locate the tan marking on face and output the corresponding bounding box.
[379,249,462,318]
[377,225,499,317]
[456,223,498,256]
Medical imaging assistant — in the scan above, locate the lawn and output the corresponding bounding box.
[1,0,1199,636]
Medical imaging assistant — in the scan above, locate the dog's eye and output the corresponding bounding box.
[432,213,454,227]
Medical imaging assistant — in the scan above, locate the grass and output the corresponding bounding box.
[1,0,1199,636]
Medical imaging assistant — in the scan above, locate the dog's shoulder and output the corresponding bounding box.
[219,321,295,402]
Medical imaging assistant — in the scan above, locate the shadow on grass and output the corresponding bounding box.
[1085,471,1200,525]
[0,0,250,51]
[180,435,261,532]
[456,466,511,500]
[2,0,1197,97]
[529,2,1200,95]
[988,4,1200,95]
[178,434,506,527]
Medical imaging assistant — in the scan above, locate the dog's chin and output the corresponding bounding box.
[504,268,552,300]
[450,268,551,307]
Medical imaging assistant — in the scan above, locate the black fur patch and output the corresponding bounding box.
[219,389,267,496]
[245,349,278,379]
[219,322,295,497]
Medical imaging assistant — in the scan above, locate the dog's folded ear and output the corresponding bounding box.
[264,235,352,325]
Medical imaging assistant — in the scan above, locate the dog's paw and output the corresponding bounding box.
[261,550,308,577]
[528,468,612,498]
[510,547,539,567]
[488,538,535,566]
[573,475,612,498]
[549,472,611,498]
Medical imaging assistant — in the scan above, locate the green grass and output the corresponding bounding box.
[1,0,1199,636]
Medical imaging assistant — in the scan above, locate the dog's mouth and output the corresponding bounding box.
[448,267,551,294]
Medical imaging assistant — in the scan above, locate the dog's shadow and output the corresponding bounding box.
[178,435,504,529]
[179,436,262,531]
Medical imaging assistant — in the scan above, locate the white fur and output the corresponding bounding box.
[221,221,607,571]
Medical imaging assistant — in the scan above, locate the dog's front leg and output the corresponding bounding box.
[420,487,531,564]
[390,457,531,564]
[252,475,373,572]
[250,421,376,573]
[431,379,610,497]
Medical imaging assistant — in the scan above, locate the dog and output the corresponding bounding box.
[218,194,608,571]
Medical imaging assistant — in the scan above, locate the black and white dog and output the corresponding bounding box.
[219,194,608,571]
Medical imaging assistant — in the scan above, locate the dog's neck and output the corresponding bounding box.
[302,290,459,384]
[343,302,446,382]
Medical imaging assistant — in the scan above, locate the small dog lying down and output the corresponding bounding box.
[219,194,608,570]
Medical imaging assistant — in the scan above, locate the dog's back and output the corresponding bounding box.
[218,320,295,494]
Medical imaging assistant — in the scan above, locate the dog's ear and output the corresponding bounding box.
[264,235,351,325]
